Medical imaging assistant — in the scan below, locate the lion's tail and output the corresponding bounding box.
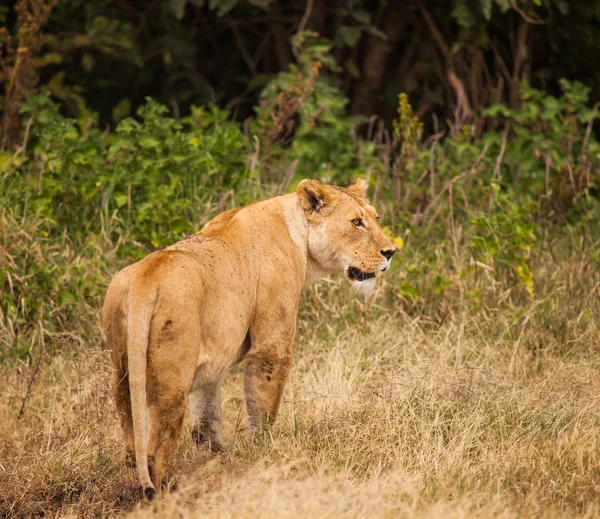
[127,279,157,500]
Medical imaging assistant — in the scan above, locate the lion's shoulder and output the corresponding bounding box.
[200,207,242,236]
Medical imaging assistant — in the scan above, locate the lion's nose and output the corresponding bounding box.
[381,248,396,260]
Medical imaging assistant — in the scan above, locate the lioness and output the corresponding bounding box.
[103,179,396,499]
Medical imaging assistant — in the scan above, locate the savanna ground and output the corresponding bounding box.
[1,228,600,518]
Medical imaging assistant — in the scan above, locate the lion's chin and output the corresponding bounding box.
[351,276,376,295]
[346,266,377,295]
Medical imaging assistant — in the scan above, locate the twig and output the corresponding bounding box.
[415,131,443,198]
[292,0,315,61]
[579,102,600,160]
[277,159,298,194]
[227,18,257,75]
[100,123,110,140]
[170,99,180,121]
[493,122,509,180]
[473,141,490,173]
[418,4,450,63]
[510,0,548,25]
[250,135,260,175]
[0,114,34,176]
[366,115,378,142]
[510,18,529,107]
[448,183,460,268]
[243,116,252,144]
[565,159,576,194]
[82,116,93,141]
[491,41,512,83]
[448,69,474,123]
[422,170,469,221]
[20,114,34,156]
[17,343,45,421]
[582,239,600,256]
[543,152,552,196]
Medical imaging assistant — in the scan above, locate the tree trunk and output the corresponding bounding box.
[306,0,327,37]
[350,2,407,115]
[271,1,292,71]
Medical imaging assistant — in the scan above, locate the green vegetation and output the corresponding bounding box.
[1,0,600,517]
[2,65,598,361]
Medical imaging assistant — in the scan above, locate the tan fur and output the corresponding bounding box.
[102,179,396,499]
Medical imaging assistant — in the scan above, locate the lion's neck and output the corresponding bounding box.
[279,194,316,282]
[279,193,330,283]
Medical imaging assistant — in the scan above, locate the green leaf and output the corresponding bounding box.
[112,98,131,123]
[494,0,510,12]
[351,9,371,24]
[452,0,476,28]
[209,0,237,16]
[399,281,419,299]
[433,275,452,295]
[480,0,493,20]
[138,136,161,149]
[555,0,568,14]
[579,108,600,123]
[17,346,31,359]
[114,194,128,208]
[0,151,12,169]
[170,0,188,19]
[364,26,387,40]
[81,53,94,72]
[482,104,512,117]
[541,96,560,120]
[338,26,363,47]
[57,290,76,307]
[171,217,187,234]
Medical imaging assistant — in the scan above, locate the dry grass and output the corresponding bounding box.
[2,255,600,518]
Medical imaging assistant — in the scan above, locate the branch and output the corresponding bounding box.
[448,69,473,121]
[297,0,314,36]
[510,0,548,25]
[420,4,473,121]
[493,122,509,180]
[227,17,256,75]
[292,0,315,61]
[580,102,600,160]
[418,3,451,64]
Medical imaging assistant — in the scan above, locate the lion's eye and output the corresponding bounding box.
[352,218,364,227]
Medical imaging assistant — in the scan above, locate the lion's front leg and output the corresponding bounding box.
[244,350,292,441]
[245,282,300,441]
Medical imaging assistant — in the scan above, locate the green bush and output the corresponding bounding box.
[0,209,114,360]
[2,93,249,250]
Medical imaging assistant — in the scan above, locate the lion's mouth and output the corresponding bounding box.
[347,266,376,282]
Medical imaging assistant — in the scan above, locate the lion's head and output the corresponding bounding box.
[297,178,396,293]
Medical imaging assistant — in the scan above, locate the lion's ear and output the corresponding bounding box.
[297,179,336,217]
[348,178,369,198]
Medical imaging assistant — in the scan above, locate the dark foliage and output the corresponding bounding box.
[2,0,600,137]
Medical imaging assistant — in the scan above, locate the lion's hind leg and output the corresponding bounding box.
[189,376,224,453]
[146,386,187,493]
